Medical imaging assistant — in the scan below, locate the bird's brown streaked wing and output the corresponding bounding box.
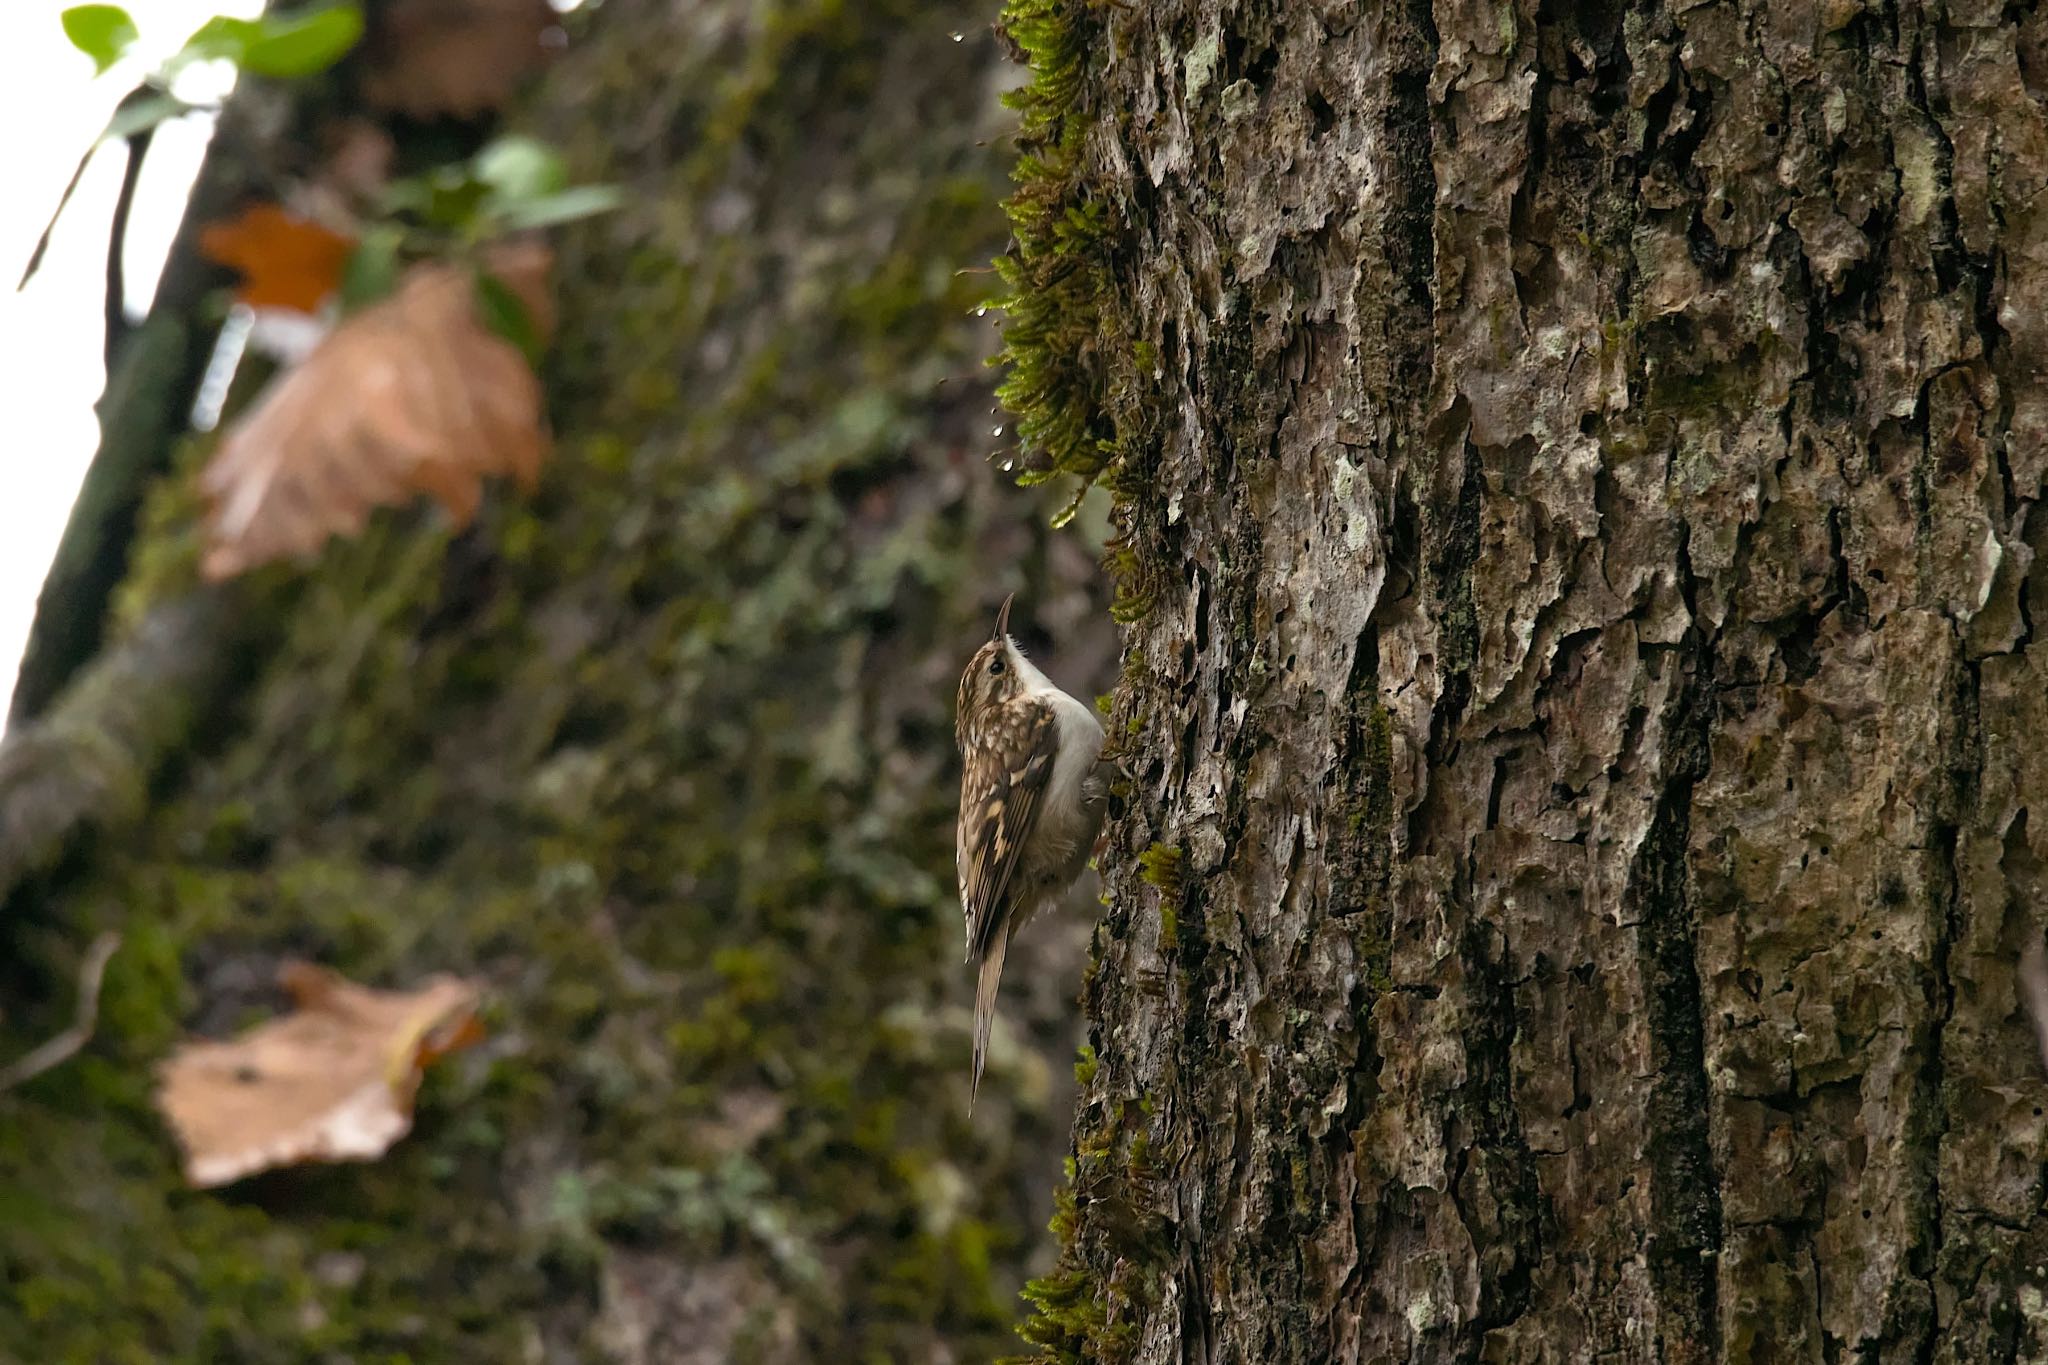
[959,697,1059,961]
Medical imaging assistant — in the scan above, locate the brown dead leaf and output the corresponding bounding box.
[199,203,357,314]
[199,240,555,579]
[155,962,483,1188]
[362,0,556,120]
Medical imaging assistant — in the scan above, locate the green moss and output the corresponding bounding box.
[0,0,1071,1357]
[1139,842,1183,951]
[992,0,1122,503]
[1005,1162,1137,1365]
[1005,1098,1169,1364]
[1137,843,1182,895]
[107,433,214,633]
[1358,704,1396,993]
[1349,703,1394,841]
[1105,545,1156,623]
[1009,1262,1135,1365]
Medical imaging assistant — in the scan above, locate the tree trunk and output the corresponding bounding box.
[0,1,1110,1360]
[1023,0,2048,1359]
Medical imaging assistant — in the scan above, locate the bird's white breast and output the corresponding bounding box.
[1043,687,1103,813]
[1009,646,1104,848]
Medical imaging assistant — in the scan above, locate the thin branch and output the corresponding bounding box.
[18,85,159,293]
[104,122,159,366]
[11,91,251,724]
[2,588,250,906]
[0,933,121,1093]
[16,143,96,291]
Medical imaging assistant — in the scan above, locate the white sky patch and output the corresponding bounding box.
[0,0,259,727]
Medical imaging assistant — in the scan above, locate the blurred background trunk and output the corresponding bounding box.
[1034,0,2048,1360]
[0,0,1113,1360]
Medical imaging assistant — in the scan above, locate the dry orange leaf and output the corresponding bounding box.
[155,961,483,1189]
[199,240,555,580]
[198,203,357,314]
[362,0,556,120]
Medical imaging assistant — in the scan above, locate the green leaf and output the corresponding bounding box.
[339,226,403,311]
[101,93,192,142]
[425,175,493,230]
[382,168,492,231]
[177,3,363,76]
[237,3,364,77]
[61,4,137,74]
[473,269,543,366]
[377,175,433,217]
[492,185,626,232]
[176,14,261,64]
[473,136,568,203]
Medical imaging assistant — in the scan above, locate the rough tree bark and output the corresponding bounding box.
[0,0,1112,1359]
[1018,0,2048,1360]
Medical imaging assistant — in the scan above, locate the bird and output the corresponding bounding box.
[955,592,1107,1109]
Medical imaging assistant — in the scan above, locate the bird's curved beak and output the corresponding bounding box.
[993,592,1015,641]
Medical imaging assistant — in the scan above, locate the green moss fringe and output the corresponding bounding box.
[992,0,1120,511]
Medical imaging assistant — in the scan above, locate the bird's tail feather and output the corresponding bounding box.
[970,934,1010,1114]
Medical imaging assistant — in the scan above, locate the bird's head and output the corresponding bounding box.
[958,593,1026,725]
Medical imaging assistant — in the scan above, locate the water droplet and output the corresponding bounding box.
[950,30,964,41]
[1001,460,1015,472]
[973,305,988,316]
[992,426,1005,437]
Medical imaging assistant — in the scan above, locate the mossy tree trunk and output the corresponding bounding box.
[1026,0,2048,1358]
[0,1,1113,1360]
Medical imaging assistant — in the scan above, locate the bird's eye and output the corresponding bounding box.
[989,658,1006,675]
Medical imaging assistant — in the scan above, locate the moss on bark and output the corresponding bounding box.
[0,0,1109,1358]
[1004,0,2048,1357]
